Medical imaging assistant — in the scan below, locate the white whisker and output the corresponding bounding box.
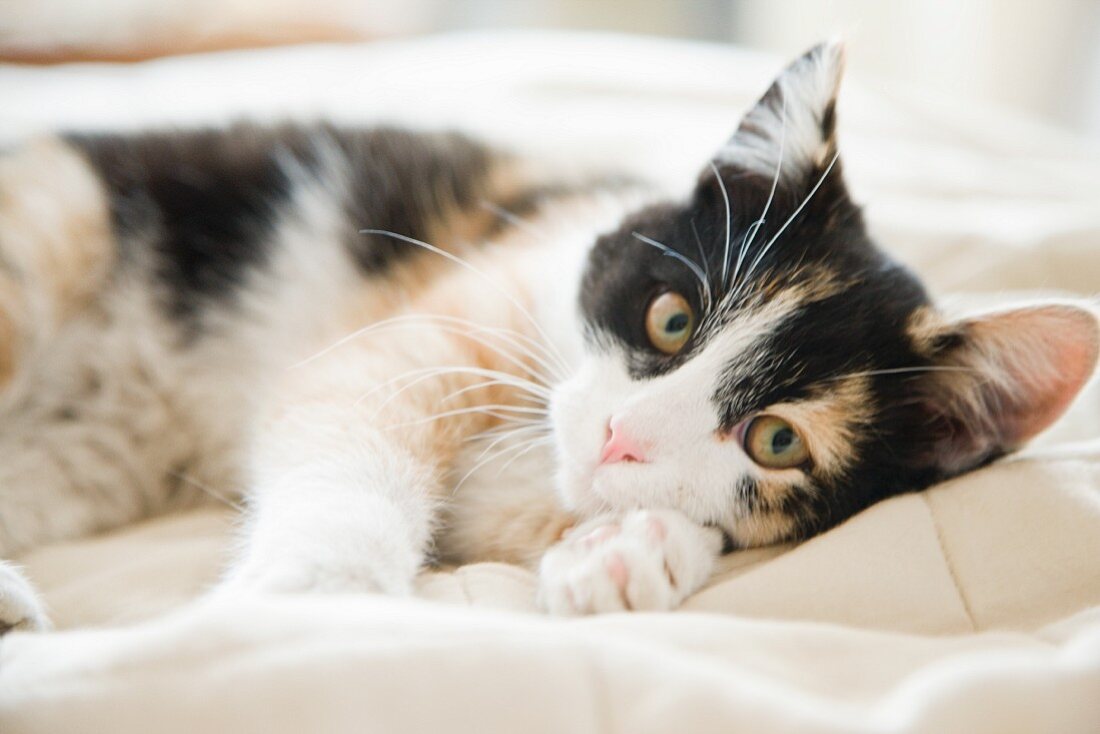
[472,422,548,463]
[711,161,733,286]
[632,232,712,307]
[689,219,711,282]
[833,365,982,381]
[384,403,549,431]
[361,365,549,417]
[732,94,787,292]
[293,313,565,383]
[169,471,245,512]
[442,378,550,404]
[493,435,554,476]
[359,229,572,375]
[480,200,547,241]
[740,149,840,291]
[450,432,548,495]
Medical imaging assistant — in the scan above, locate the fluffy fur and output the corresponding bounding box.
[0,42,1096,626]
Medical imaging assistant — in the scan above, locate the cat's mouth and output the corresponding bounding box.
[588,459,652,504]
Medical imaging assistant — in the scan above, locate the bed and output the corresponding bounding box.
[1,31,1099,733]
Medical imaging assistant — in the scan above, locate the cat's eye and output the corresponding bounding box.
[645,291,694,354]
[743,415,809,470]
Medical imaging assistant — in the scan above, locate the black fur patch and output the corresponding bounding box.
[68,125,305,322]
[67,123,500,327]
[335,127,494,271]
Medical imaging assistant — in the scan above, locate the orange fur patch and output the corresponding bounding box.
[0,138,114,387]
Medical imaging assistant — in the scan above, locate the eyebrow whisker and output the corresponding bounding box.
[632,231,712,308]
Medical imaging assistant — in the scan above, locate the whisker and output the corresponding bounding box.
[384,403,550,431]
[169,471,245,512]
[732,94,787,293]
[689,219,711,282]
[632,232,712,307]
[367,369,545,421]
[293,313,565,383]
[472,422,549,464]
[469,413,548,437]
[461,325,565,384]
[739,149,840,291]
[480,200,547,241]
[450,432,548,495]
[425,322,560,385]
[493,435,553,476]
[361,365,549,416]
[711,161,733,287]
[442,378,551,404]
[359,229,572,375]
[831,365,983,381]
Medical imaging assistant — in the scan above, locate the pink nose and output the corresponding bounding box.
[599,419,647,465]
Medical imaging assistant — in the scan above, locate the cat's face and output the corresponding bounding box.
[550,42,1099,547]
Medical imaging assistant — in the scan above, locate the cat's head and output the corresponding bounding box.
[550,41,1099,547]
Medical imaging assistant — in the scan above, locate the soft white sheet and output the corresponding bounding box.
[2,31,1100,733]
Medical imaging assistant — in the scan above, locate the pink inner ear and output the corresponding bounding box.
[970,304,1100,446]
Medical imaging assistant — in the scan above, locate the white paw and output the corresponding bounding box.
[538,509,722,615]
[222,556,414,597]
[219,535,420,597]
[0,561,50,633]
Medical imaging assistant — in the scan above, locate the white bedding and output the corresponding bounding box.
[2,31,1100,733]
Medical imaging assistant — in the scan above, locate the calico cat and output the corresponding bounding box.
[0,41,1096,630]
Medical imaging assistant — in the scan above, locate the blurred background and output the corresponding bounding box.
[2,0,1098,141]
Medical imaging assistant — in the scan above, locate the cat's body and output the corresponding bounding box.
[0,125,608,582]
[1,43,1096,630]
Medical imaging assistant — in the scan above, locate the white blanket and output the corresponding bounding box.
[2,31,1099,733]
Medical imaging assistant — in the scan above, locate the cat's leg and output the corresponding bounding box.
[222,319,535,596]
[436,440,577,568]
[537,509,723,614]
[438,445,723,612]
[225,391,439,595]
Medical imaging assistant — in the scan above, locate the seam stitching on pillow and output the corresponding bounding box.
[922,493,978,632]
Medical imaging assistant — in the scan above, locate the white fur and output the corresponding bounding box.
[538,509,722,614]
[0,561,49,631]
[716,40,844,180]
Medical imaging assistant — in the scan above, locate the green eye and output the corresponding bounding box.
[743,415,809,470]
[645,291,694,354]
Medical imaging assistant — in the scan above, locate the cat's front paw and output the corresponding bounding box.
[219,542,419,598]
[537,509,722,615]
[0,561,50,633]
[222,556,416,597]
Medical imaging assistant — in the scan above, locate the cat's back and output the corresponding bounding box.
[64,122,512,326]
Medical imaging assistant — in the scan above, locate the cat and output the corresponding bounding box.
[0,41,1095,631]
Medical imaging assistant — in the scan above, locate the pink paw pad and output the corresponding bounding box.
[646,515,667,542]
[604,552,629,591]
[580,524,620,549]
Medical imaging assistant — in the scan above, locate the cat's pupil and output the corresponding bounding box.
[771,428,795,454]
[666,313,689,333]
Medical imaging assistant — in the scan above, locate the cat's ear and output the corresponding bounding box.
[908,303,1099,475]
[715,40,846,184]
